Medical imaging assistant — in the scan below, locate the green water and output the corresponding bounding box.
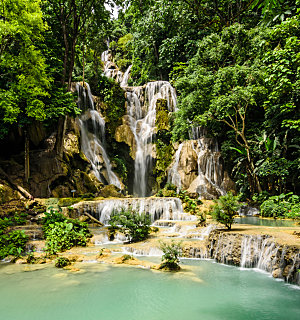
[234,216,297,227]
[0,260,299,320]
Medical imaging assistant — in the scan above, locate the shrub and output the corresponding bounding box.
[55,257,71,268]
[0,214,29,260]
[211,192,241,230]
[260,193,300,219]
[156,186,205,221]
[108,209,151,243]
[0,230,28,259]
[159,241,182,271]
[42,209,91,254]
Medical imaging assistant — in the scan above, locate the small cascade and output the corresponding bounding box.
[207,232,300,284]
[101,50,132,87]
[240,235,280,271]
[76,83,121,188]
[73,197,196,225]
[167,143,183,191]
[122,246,163,257]
[168,126,226,198]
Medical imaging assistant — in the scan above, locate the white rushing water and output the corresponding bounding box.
[168,126,226,198]
[74,197,196,225]
[76,83,121,188]
[102,48,177,196]
[127,81,177,196]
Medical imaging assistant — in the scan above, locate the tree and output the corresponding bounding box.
[211,192,241,230]
[0,0,50,181]
[108,209,151,243]
[43,0,111,89]
[159,240,182,271]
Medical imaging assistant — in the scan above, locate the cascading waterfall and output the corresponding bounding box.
[167,143,183,190]
[102,48,177,196]
[73,197,196,225]
[76,83,121,188]
[127,81,177,196]
[168,126,226,198]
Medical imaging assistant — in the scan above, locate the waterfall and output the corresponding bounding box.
[167,143,183,191]
[127,82,177,196]
[76,83,121,188]
[72,197,197,225]
[168,126,226,198]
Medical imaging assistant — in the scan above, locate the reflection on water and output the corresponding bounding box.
[235,216,297,227]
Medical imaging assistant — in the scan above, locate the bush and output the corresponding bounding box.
[0,230,28,260]
[42,209,91,254]
[0,214,29,260]
[159,241,182,271]
[55,257,71,268]
[260,193,300,219]
[211,192,241,230]
[156,185,205,221]
[108,209,151,243]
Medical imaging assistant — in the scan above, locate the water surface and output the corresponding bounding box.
[0,260,299,320]
[234,216,297,227]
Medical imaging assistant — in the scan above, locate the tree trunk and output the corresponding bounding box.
[24,128,30,183]
[82,42,85,85]
[67,39,77,90]
[55,116,67,158]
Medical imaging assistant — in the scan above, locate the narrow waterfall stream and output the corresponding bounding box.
[76,83,121,188]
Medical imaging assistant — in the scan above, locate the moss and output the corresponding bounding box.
[154,99,174,190]
[99,185,123,198]
[96,75,126,136]
[156,99,170,132]
[57,198,82,207]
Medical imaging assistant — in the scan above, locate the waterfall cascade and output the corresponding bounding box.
[76,83,121,188]
[73,197,196,225]
[101,50,177,196]
[127,82,176,196]
[168,127,229,198]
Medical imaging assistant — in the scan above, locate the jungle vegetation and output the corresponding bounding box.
[0,0,299,201]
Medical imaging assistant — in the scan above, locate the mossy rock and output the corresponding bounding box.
[99,185,123,198]
[57,198,82,207]
[158,262,181,271]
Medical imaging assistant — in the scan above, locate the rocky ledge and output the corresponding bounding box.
[182,229,300,285]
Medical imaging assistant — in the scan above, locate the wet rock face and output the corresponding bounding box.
[168,138,235,199]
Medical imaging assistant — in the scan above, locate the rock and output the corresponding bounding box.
[64,133,80,156]
[99,184,123,198]
[272,269,282,278]
[115,120,136,158]
[0,182,20,204]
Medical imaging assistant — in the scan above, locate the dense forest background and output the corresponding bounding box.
[0,0,299,202]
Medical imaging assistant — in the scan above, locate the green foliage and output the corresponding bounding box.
[0,0,50,137]
[0,211,29,259]
[95,75,126,135]
[108,209,151,243]
[55,256,71,268]
[42,209,91,254]
[112,156,128,183]
[211,192,241,230]
[159,240,182,271]
[0,224,29,260]
[173,19,300,196]
[260,193,300,219]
